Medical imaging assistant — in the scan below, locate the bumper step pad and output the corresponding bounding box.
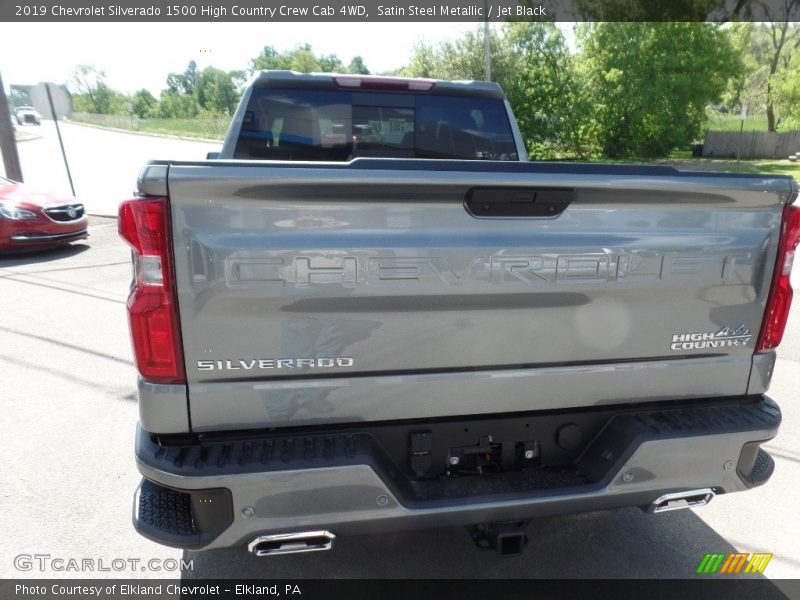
[133,479,233,549]
[138,396,780,502]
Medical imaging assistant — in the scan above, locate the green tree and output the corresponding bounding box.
[163,61,200,96]
[577,23,742,158]
[229,69,248,94]
[573,0,756,21]
[184,60,198,94]
[70,65,127,114]
[347,56,370,74]
[157,90,198,118]
[166,73,190,95]
[775,52,800,128]
[720,19,800,131]
[165,74,183,94]
[503,23,590,158]
[402,24,586,158]
[251,46,292,71]
[131,89,157,118]
[755,18,800,131]
[289,45,321,73]
[196,67,239,114]
[404,29,492,80]
[318,54,344,72]
[719,23,758,112]
[402,43,438,78]
[251,44,321,73]
[250,45,347,74]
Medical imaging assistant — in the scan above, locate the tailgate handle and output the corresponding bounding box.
[465,187,574,218]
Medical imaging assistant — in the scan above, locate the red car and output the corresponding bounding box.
[0,176,88,252]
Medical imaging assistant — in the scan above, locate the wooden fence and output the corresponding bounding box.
[702,130,800,159]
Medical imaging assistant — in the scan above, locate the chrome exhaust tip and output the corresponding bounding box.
[649,488,715,514]
[248,531,336,556]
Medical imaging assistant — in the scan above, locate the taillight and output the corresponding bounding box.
[118,197,186,384]
[756,202,800,352]
[333,75,436,92]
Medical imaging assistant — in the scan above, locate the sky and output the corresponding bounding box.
[1,22,576,95]
[2,22,484,94]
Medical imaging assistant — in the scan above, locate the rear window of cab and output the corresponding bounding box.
[234,89,518,161]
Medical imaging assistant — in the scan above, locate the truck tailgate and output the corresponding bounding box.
[164,160,793,431]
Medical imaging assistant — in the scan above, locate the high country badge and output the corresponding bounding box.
[670,325,752,351]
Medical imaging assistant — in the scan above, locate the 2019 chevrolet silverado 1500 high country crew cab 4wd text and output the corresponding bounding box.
[121,71,796,556]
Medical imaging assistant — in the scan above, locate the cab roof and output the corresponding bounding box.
[251,70,506,100]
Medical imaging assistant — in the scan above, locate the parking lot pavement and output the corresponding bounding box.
[0,218,184,579]
[0,217,798,581]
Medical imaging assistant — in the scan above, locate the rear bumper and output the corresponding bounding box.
[133,395,780,550]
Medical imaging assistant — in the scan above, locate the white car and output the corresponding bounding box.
[15,106,41,126]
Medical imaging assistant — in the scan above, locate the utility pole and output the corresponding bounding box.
[45,83,75,196]
[483,0,491,81]
[737,104,747,173]
[0,72,24,181]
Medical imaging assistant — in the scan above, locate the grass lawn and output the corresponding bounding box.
[742,160,800,178]
[70,113,228,141]
[706,113,769,132]
[654,157,800,179]
[135,118,228,140]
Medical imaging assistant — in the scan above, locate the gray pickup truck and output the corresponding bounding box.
[121,71,797,556]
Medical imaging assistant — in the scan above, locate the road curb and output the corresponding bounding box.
[14,131,42,143]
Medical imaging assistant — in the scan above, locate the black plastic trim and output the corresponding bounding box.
[737,442,776,488]
[465,187,574,218]
[133,479,233,549]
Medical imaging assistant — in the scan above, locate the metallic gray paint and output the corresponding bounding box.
[503,98,528,161]
[136,164,168,197]
[161,162,789,429]
[189,355,752,431]
[748,351,777,395]
[137,378,190,434]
